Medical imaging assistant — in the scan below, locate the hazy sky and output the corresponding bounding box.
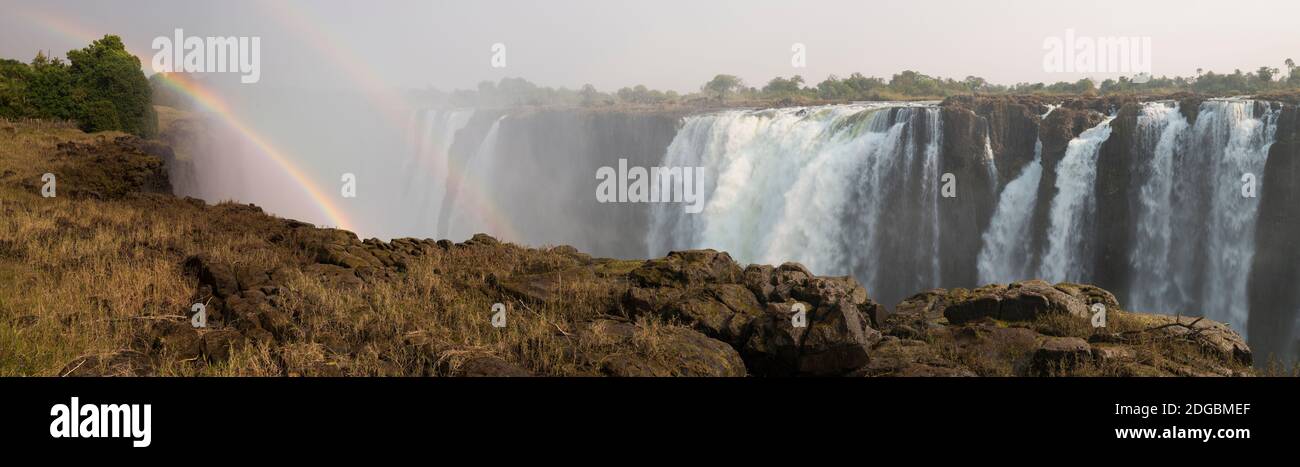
[2,0,1297,93]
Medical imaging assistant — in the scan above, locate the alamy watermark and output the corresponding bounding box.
[152,28,261,84]
[1043,29,1151,83]
[50,397,151,447]
[596,159,705,214]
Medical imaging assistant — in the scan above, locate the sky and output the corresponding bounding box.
[2,0,1298,95]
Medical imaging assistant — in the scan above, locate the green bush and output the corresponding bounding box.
[0,35,155,137]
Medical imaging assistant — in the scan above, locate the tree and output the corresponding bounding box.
[579,84,598,106]
[66,35,156,136]
[762,75,804,96]
[963,75,987,92]
[1256,66,1278,83]
[702,74,743,103]
[27,52,75,119]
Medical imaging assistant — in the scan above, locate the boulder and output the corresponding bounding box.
[943,280,1090,324]
[498,267,595,304]
[1032,336,1092,374]
[182,254,239,298]
[659,284,764,346]
[628,249,743,288]
[743,299,879,376]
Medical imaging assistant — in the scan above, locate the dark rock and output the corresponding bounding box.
[498,267,595,303]
[798,299,880,375]
[943,280,1090,324]
[853,337,974,377]
[628,249,743,288]
[742,302,811,376]
[182,254,239,298]
[1032,336,1092,374]
[461,233,500,247]
[659,284,764,346]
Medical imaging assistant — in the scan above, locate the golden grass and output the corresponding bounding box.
[0,119,710,376]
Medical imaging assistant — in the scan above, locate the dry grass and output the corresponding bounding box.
[0,118,709,376]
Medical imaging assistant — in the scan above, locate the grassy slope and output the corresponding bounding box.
[0,114,708,376]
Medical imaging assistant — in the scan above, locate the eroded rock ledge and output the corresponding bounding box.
[76,228,1252,376]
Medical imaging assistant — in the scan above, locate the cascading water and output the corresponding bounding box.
[404,109,474,235]
[1128,100,1278,333]
[977,138,1042,284]
[1127,102,1189,312]
[443,115,505,240]
[393,100,1290,357]
[650,104,944,306]
[1038,118,1114,282]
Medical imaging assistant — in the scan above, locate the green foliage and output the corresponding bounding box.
[412,58,1300,111]
[66,36,155,136]
[702,74,743,102]
[27,53,76,120]
[80,99,121,133]
[0,35,156,137]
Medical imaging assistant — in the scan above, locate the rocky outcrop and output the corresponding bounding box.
[877,280,1252,376]
[26,135,171,199]
[1091,104,1140,295]
[622,251,883,376]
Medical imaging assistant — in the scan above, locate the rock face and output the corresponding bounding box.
[623,251,883,376]
[1251,104,1300,362]
[942,280,1092,324]
[877,280,1252,377]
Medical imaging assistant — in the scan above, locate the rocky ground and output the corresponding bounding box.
[0,116,1257,377]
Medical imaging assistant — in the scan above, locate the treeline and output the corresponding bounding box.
[416,60,1300,108]
[0,35,155,137]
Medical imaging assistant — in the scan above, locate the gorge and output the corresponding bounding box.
[380,96,1300,364]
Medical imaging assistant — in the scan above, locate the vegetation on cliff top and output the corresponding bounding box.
[412,59,1300,109]
[0,35,156,137]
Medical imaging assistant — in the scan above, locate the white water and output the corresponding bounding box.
[444,115,505,240]
[1125,100,1279,334]
[404,109,474,235]
[1127,102,1189,312]
[649,104,944,305]
[1201,101,1279,333]
[977,138,1043,284]
[1037,117,1114,282]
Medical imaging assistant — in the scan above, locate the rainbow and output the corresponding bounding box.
[10,4,531,241]
[12,7,353,231]
[151,73,354,230]
[259,0,523,241]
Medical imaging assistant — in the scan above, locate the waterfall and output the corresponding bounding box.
[442,115,505,240]
[1127,102,1189,312]
[1038,117,1114,282]
[983,134,1000,191]
[1125,100,1278,332]
[977,138,1043,284]
[650,104,944,306]
[404,109,474,235]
